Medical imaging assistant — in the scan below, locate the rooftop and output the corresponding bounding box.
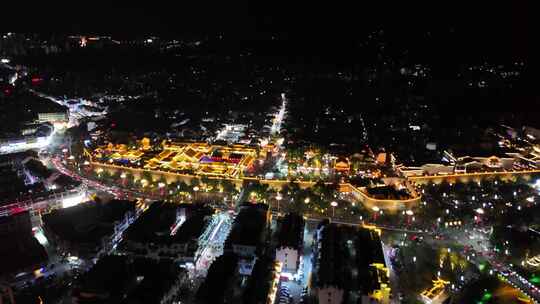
[43,200,135,245]
[172,206,214,244]
[0,211,47,276]
[196,253,239,304]
[225,203,269,248]
[242,256,278,304]
[120,258,184,304]
[0,234,48,276]
[74,255,134,302]
[24,158,53,179]
[315,223,387,295]
[366,186,412,200]
[123,201,177,243]
[277,213,304,250]
[123,201,213,244]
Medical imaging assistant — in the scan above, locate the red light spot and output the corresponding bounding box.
[31,77,43,85]
[10,206,26,215]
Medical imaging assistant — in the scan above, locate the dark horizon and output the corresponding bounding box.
[0,3,533,61]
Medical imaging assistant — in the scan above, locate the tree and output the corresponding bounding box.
[123,171,134,187]
[282,181,300,197]
[221,179,237,194]
[175,181,190,193]
[313,197,330,215]
[289,198,306,214]
[190,178,201,188]
[200,175,211,188]
[141,170,153,183]
[440,254,457,283]
[246,181,270,202]
[205,177,220,191]
[157,175,167,185]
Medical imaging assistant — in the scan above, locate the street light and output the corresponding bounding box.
[331,201,338,217]
[372,206,380,221]
[276,193,283,213]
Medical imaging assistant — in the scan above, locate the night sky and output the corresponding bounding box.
[1,3,533,61]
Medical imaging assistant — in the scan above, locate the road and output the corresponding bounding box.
[270,93,287,137]
[195,212,233,275]
[431,227,540,303]
[50,157,160,201]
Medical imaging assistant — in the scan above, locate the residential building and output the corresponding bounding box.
[242,256,282,304]
[196,253,239,304]
[275,213,304,274]
[224,203,270,276]
[225,203,270,259]
[0,211,47,278]
[42,200,136,258]
[121,202,214,264]
[72,255,183,304]
[312,223,390,304]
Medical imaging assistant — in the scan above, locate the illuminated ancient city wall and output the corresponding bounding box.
[345,184,421,212]
[90,162,421,211]
[408,170,540,185]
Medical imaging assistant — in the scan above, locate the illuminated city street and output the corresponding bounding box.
[0,7,537,304]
